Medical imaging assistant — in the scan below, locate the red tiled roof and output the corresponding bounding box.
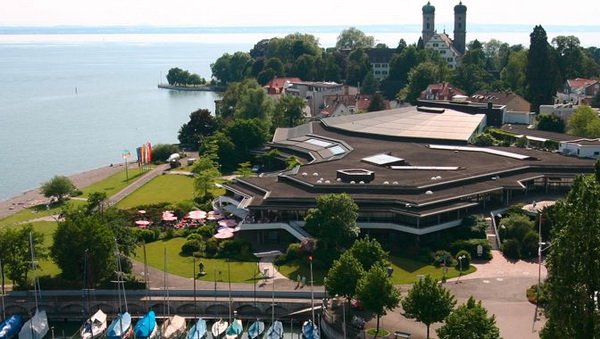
[264,77,302,94]
[472,91,530,106]
[567,78,598,89]
[420,82,465,101]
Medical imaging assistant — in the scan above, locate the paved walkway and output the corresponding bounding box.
[108,163,171,205]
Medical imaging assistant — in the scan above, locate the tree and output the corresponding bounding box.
[402,275,456,338]
[51,209,116,285]
[567,105,600,137]
[552,35,585,79]
[273,95,306,129]
[304,193,359,252]
[537,114,565,133]
[234,162,253,178]
[336,27,375,50]
[361,72,379,95]
[400,62,439,104]
[224,118,269,162]
[210,51,252,85]
[192,157,221,199]
[291,54,318,81]
[0,225,45,290]
[325,251,365,302]
[592,92,600,108]
[348,236,388,271]
[501,49,528,96]
[346,49,371,86]
[356,265,401,336]
[86,191,107,215]
[367,93,386,112]
[40,175,76,202]
[526,25,561,112]
[151,143,179,162]
[178,109,219,150]
[541,174,600,337]
[437,297,500,339]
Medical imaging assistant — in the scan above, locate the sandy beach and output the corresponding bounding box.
[0,163,126,220]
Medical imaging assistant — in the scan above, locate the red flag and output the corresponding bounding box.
[308,256,313,261]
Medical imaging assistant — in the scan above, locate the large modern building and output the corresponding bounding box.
[219,107,594,247]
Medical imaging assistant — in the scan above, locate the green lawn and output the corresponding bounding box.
[277,255,477,285]
[0,200,85,227]
[5,221,61,279]
[80,167,148,198]
[116,174,196,209]
[132,237,260,283]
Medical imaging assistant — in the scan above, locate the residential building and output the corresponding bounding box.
[471,91,531,112]
[365,48,395,80]
[557,78,600,105]
[420,82,466,101]
[321,94,393,117]
[263,77,302,96]
[286,81,358,117]
[559,138,600,158]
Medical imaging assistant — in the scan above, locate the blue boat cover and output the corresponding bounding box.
[0,315,24,339]
[186,319,206,339]
[107,312,132,339]
[134,311,156,339]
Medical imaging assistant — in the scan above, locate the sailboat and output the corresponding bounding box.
[301,257,319,339]
[134,310,157,339]
[264,276,283,339]
[224,318,242,339]
[106,239,133,339]
[80,310,108,339]
[80,251,107,339]
[247,320,264,339]
[18,233,49,339]
[210,269,227,338]
[1,259,24,339]
[135,243,158,339]
[186,257,206,339]
[160,248,186,339]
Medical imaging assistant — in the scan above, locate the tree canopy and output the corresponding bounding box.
[356,264,401,335]
[526,25,561,112]
[348,236,388,271]
[542,174,600,337]
[304,193,360,252]
[567,105,600,137]
[40,175,76,202]
[336,27,375,50]
[324,251,365,301]
[402,275,456,338]
[178,109,219,151]
[437,297,500,339]
[166,67,205,86]
[0,225,45,290]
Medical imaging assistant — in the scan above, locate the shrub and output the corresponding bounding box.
[449,239,492,260]
[203,238,220,257]
[181,239,202,255]
[300,238,317,254]
[502,238,521,259]
[196,225,215,239]
[520,230,539,258]
[285,243,302,261]
[220,239,252,256]
[133,228,160,244]
[432,250,455,268]
[163,227,175,240]
[455,250,471,270]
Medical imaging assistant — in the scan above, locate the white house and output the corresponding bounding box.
[559,138,600,158]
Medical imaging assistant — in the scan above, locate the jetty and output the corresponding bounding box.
[157,83,215,92]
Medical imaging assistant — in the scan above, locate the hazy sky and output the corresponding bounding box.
[3,0,599,27]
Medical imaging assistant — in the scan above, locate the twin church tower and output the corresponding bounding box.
[422,1,467,54]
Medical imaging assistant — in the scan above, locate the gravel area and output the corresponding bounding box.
[0,162,126,220]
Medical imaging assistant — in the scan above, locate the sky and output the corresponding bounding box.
[3,0,600,28]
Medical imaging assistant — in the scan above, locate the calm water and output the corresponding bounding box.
[0,38,253,201]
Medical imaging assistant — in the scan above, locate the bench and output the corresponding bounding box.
[394,330,411,339]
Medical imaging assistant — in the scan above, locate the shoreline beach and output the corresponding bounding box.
[0,163,126,220]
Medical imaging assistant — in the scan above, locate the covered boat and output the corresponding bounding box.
[134,311,157,339]
[224,319,242,339]
[210,319,227,338]
[106,312,133,339]
[264,321,283,339]
[186,319,206,339]
[0,314,24,339]
[18,310,48,339]
[160,315,186,339]
[247,320,264,339]
[301,320,319,339]
[80,309,107,339]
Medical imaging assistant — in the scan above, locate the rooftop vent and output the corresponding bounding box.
[336,168,375,183]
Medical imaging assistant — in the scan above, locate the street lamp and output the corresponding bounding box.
[456,255,466,284]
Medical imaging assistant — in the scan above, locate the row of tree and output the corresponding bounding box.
[166,67,207,86]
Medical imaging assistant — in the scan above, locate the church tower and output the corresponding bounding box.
[422,1,435,44]
[453,1,467,54]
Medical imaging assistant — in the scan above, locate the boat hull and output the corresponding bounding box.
[160,315,186,339]
[186,319,206,339]
[106,312,133,339]
[224,319,242,339]
[134,311,157,339]
[265,321,283,339]
[80,309,108,339]
[301,320,319,339]
[18,310,49,339]
[247,320,264,339]
[210,320,227,338]
[0,314,24,339]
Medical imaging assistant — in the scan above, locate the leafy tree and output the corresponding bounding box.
[361,72,379,95]
[356,265,401,336]
[234,83,274,124]
[86,191,107,215]
[325,251,365,302]
[388,45,421,87]
[267,33,321,64]
[224,118,269,163]
[335,27,375,50]
[452,63,492,95]
[0,225,45,290]
[291,54,318,81]
[542,174,600,337]
[348,236,388,271]
[210,51,253,85]
[321,52,344,83]
[526,25,561,112]
[41,175,76,202]
[537,114,566,133]
[402,275,456,338]
[304,193,360,252]
[437,297,500,339]
[51,209,116,285]
[285,155,302,169]
[367,93,386,112]
[498,213,534,245]
[567,105,600,137]
[346,49,371,86]
[192,157,221,199]
[591,92,600,108]
[151,143,180,162]
[552,35,585,79]
[263,57,284,76]
[400,62,439,104]
[273,95,306,129]
[234,162,253,178]
[178,109,219,150]
[501,50,528,96]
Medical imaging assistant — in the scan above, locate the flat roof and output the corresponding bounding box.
[322,107,485,142]
[362,153,404,166]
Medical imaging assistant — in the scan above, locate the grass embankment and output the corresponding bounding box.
[116,174,197,209]
[80,167,148,198]
[132,237,259,283]
[278,255,477,285]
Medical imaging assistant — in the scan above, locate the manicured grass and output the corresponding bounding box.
[5,221,61,279]
[116,174,196,209]
[277,255,477,285]
[80,167,148,198]
[0,200,85,227]
[132,237,260,283]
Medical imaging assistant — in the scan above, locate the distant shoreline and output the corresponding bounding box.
[157,83,216,92]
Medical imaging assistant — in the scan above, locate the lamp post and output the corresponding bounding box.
[456,255,466,284]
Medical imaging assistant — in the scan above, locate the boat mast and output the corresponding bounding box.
[164,247,170,318]
[193,256,197,320]
[0,258,5,321]
[29,232,40,312]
